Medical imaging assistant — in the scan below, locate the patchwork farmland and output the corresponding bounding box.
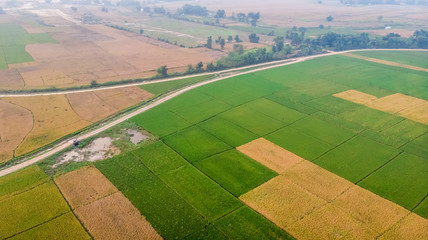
[1,50,428,239]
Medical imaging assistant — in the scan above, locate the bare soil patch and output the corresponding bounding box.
[55,166,118,209]
[0,69,25,89]
[379,213,428,240]
[237,138,304,173]
[0,100,33,163]
[75,192,161,240]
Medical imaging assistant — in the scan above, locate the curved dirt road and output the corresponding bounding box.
[0,49,427,177]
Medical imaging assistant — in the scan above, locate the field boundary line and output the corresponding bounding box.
[355,151,404,185]
[0,49,426,177]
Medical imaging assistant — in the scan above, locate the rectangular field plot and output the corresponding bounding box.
[214,206,293,240]
[0,165,49,199]
[306,95,364,115]
[353,51,428,69]
[130,107,192,137]
[159,165,242,221]
[96,157,208,239]
[401,133,428,159]
[9,212,90,240]
[163,126,232,162]
[379,214,428,240]
[184,225,227,240]
[266,126,334,161]
[131,141,188,175]
[194,150,277,196]
[289,116,355,146]
[237,138,304,174]
[315,135,400,183]
[340,107,404,131]
[266,90,319,115]
[172,97,231,124]
[220,105,285,136]
[359,152,428,211]
[198,116,258,147]
[243,98,306,124]
[415,197,428,220]
[0,182,71,239]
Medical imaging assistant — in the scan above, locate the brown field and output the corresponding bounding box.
[0,69,25,89]
[342,53,428,72]
[2,95,91,156]
[57,166,161,239]
[282,161,353,202]
[0,100,33,163]
[240,176,327,227]
[238,138,427,239]
[237,138,304,173]
[379,214,428,240]
[334,90,428,125]
[75,192,162,240]
[54,166,118,209]
[67,87,154,123]
[287,204,378,240]
[331,187,408,233]
[333,89,378,105]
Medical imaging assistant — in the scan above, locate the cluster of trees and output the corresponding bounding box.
[248,33,260,43]
[206,35,242,49]
[307,30,428,50]
[340,0,428,4]
[233,12,261,26]
[215,9,226,18]
[176,4,208,16]
[143,6,166,14]
[286,27,307,46]
[185,62,205,74]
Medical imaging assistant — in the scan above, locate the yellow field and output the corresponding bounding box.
[75,192,162,240]
[334,90,428,125]
[237,138,304,173]
[0,100,33,163]
[56,167,161,239]
[2,95,91,156]
[238,138,428,239]
[55,166,118,209]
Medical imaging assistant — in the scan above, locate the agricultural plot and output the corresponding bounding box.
[354,51,428,69]
[238,138,427,239]
[55,166,161,240]
[0,166,88,239]
[95,142,290,239]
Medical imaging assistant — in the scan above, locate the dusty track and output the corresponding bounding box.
[0,49,427,177]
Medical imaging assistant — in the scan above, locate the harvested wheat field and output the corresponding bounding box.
[333,89,379,105]
[342,53,428,72]
[2,95,90,156]
[67,87,154,123]
[334,90,428,125]
[56,166,161,240]
[0,100,33,163]
[239,138,428,239]
[379,214,428,240]
[237,138,304,173]
[55,166,118,209]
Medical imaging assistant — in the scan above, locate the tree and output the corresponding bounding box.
[139,28,144,35]
[90,80,98,88]
[377,15,383,22]
[248,33,260,43]
[220,38,226,49]
[71,6,78,12]
[101,6,108,12]
[45,0,52,3]
[319,24,325,29]
[215,9,226,18]
[196,61,204,72]
[233,44,244,54]
[234,35,242,43]
[186,64,194,74]
[227,35,233,42]
[206,36,213,49]
[248,12,260,26]
[272,36,284,52]
[206,62,215,72]
[237,13,246,22]
[157,65,168,76]
[326,16,333,22]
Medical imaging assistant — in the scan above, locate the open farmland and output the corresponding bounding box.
[0,86,153,163]
[119,50,428,238]
[0,166,89,239]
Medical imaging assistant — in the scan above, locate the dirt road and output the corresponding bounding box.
[0,49,426,177]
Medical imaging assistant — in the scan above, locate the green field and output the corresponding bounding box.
[139,75,214,95]
[0,166,89,239]
[0,23,55,69]
[127,50,428,226]
[354,50,428,69]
